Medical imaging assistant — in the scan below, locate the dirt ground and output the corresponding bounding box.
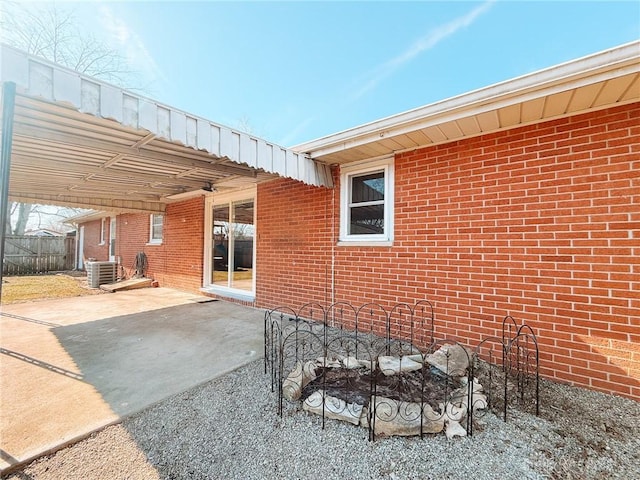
[1,272,107,304]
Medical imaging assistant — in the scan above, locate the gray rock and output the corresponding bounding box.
[406,354,425,364]
[282,360,317,401]
[450,382,488,412]
[303,390,364,426]
[470,392,488,410]
[425,344,469,376]
[370,396,444,436]
[342,356,365,369]
[378,356,423,376]
[441,400,467,422]
[315,356,342,368]
[445,420,468,439]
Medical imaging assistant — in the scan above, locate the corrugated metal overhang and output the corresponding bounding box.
[0,44,333,214]
[294,41,640,165]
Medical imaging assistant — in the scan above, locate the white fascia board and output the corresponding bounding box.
[293,40,640,158]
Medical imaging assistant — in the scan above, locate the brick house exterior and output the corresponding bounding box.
[76,199,205,292]
[74,46,639,401]
[258,103,640,401]
[76,102,639,400]
[79,218,110,263]
[116,199,206,292]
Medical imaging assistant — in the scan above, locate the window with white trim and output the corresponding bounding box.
[340,157,394,244]
[99,218,106,245]
[149,214,163,244]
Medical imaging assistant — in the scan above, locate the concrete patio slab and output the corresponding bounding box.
[0,288,265,474]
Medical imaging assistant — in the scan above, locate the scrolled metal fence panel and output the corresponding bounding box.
[265,302,540,440]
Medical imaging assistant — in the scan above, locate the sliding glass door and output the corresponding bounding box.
[212,199,254,292]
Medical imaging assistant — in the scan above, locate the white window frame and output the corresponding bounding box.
[339,156,394,245]
[109,217,117,261]
[148,214,163,245]
[202,186,257,302]
[99,218,106,245]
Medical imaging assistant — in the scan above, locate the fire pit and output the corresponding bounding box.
[264,302,539,441]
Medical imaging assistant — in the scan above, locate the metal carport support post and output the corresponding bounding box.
[0,82,17,300]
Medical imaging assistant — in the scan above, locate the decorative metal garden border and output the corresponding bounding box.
[264,301,539,440]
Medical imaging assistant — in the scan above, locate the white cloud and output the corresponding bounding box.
[98,5,168,91]
[351,1,495,100]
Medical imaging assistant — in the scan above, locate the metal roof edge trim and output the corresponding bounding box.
[293,40,640,158]
[63,210,112,224]
[0,44,332,188]
[8,192,166,214]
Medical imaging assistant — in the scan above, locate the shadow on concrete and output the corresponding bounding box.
[51,301,264,417]
[0,312,60,328]
[0,348,84,381]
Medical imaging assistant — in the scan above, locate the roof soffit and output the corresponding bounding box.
[295,41,640,164]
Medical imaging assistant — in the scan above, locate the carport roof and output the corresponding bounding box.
[0,44,333,213]
[294,41,640,164]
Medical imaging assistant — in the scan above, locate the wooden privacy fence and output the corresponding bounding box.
[2,235,76,275]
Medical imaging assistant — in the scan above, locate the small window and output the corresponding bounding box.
[149,214,163,244]
[340,157,394,244]
[99,218,106,245]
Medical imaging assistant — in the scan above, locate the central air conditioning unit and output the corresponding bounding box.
[86,261,117,288]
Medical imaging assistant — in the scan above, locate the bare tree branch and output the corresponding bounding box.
[0,2,142,88]
[0,2,142,234]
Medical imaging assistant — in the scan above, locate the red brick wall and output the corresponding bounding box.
[113,197,205,293]
[79,218,109,262]
[115,212,148,279]
[256,179,334,307]
[154,197,205,292]
[256,103,640,400]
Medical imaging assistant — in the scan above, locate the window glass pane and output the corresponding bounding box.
[340,158,393,242]
[151,215,163,240]
[212,201,254,291]
[109,218,116,256]
[231,200,254,292]
[351,172,384,203]
[349,204,384,234]
[213,205,230,286]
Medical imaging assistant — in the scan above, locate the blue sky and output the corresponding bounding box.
[64,1,640,146]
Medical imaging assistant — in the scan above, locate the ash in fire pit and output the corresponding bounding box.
[302,364,459,410]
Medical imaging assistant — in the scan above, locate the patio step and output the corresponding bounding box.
[99,278,154,292]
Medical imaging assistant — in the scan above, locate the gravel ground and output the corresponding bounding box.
[4,360,639,480]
